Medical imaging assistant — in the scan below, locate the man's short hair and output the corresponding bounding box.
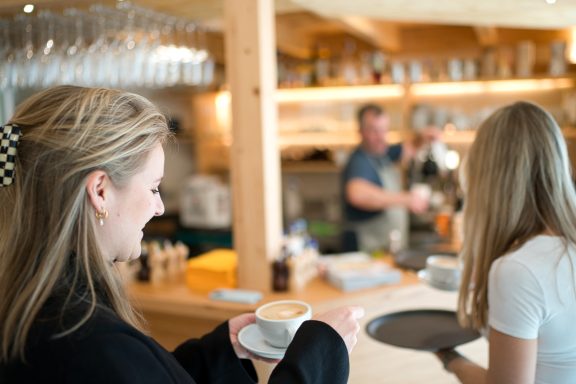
[357,104,386,130]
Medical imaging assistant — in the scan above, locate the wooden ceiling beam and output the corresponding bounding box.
[275,15,316,59]
[474,26,499,46]
[335,16,401,52]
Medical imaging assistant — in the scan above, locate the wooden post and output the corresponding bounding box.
[224,0,281,291]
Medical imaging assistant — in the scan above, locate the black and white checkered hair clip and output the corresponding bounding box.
[0,123,22,187]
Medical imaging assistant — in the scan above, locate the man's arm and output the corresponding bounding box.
[346,178,427,213]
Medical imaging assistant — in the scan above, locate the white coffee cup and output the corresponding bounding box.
[255,300,312,348]
[425,255,461,289]
[411,183,432,202]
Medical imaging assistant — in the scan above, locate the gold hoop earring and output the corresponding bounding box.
[95,208,109,226]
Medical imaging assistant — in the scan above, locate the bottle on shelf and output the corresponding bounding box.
[359,51,374,84]
[272,245,290,292]
[339,38,359,85]
[549,41,567,76]
[371,51,387,84]
[312,42,331,86]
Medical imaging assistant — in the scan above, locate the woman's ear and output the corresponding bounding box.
[86,170,110,211]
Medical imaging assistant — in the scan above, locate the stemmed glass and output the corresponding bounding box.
[197,26,215,87]
[12,15,37,88]
[59,9,87,85]
[37,11,61,88]
[0,19,15,90]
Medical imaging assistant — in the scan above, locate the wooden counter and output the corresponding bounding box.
[127,265,419,347]
[127,268,487,383]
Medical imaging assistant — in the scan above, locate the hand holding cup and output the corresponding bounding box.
[314,305,365,354]
[409,183,431,213]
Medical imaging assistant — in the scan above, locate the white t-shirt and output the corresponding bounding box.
[489,235,576,384]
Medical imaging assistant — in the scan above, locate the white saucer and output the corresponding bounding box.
[418,270,459,292]
[238,324,286,359]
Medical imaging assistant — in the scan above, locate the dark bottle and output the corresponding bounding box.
[421,148,439,179]
[272,246,290,292]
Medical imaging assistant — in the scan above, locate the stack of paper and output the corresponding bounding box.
[319,252,402,292]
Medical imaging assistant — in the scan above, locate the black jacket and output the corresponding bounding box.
[0,305,349,383]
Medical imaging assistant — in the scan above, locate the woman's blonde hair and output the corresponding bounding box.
[458,101,576,330]
[0,85,171,361]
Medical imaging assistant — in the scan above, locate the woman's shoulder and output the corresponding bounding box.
[28,301,145,353]
[53,305,144,344]
[501,235,566,265]
[1,306,153,383]
[490,235,568,285]
[9,305,190,384]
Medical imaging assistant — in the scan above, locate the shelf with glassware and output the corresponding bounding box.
[192,75,576,173]
[405,76,576,144]
[277,75,576,151]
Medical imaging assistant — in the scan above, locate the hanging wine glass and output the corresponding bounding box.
[181,22,201,86]
[12,15,37,88]
[141,9,162,88]
[37,11,61,88]
[0,19,15,90]
[152,15,179,87]
[115,2,139,88]
[197,26,215,87]
[86,5,111,87]
[61,9,88,85]
[104,8,124,88]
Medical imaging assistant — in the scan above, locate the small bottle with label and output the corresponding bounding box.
[272,245,290,292]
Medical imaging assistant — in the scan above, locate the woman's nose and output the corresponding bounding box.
[155,197,165,216]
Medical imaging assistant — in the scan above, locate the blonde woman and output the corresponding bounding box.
[0,86,363,383]
[434,102,576,383]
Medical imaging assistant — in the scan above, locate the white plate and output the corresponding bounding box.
[238,324,286,359]
[418,270,459,292]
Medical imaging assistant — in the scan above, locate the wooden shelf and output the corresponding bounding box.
[278,127,478,148]
[277,126,576,153]
[278,130,403,149]
[410,76,576,97]
[279,130,357,148]
[276,76,576,100]
[276,84,405,103]
[442,130,477,144]
[282,161,341,173]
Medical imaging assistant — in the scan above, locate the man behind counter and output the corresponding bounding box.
[341,104,429,253]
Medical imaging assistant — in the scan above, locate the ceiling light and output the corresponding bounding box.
[545,0,556,4]
[23,4,34,13]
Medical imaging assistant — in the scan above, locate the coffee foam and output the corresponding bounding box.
[259,303,307,320]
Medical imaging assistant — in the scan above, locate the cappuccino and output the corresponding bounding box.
[259,303,308,320]
[255,300,312,348]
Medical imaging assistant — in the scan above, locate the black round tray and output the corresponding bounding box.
[366,309,480,351]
